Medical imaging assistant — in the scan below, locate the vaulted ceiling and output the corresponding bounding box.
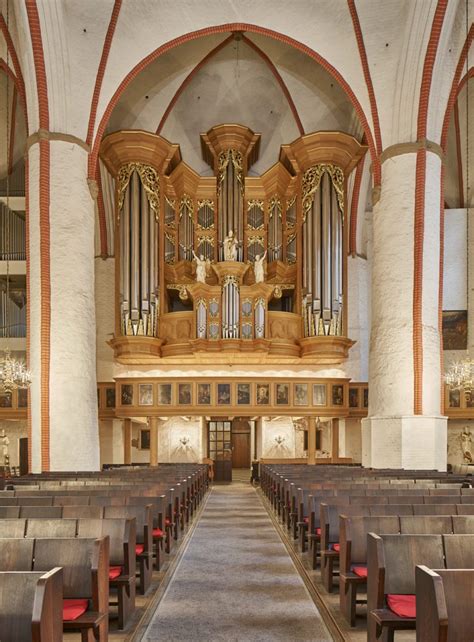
[105,33,363,176]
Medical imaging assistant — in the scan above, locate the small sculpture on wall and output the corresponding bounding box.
[223,230,238,261]
[460,427,473,463]
[0,429,9,467]
[253,250,267,283]
[192,250,210,284]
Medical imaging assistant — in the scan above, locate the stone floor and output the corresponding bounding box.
[141,483,332,641]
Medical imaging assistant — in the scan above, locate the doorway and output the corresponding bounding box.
[231,418,251,469]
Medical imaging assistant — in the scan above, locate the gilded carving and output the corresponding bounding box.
[117,163,160,221]
[302,163,344,222]
[217,149,244,195]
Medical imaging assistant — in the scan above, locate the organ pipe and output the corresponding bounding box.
[301,164,344,337]
[0,203,26,260]
[118,165,160,337]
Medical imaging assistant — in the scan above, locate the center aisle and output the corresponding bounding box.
[142,483,332,641]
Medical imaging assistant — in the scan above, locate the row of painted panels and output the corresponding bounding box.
[99,381,369,410]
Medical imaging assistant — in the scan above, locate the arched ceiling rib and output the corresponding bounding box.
[106,33,362,176]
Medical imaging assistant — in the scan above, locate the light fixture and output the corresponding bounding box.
[0,0,31,394]
[274,435,286,445]
[445,0,470,400]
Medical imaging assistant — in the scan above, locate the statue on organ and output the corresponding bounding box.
[192,250,210,283]
[223,230,238,261]
[253,251,267,283]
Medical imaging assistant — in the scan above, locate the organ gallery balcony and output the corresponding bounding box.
[101,125,366,366]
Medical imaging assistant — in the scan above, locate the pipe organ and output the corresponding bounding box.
[100,126,366,364]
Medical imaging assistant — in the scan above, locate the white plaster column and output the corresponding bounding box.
[362,152,447,470]
[28,140,100,471]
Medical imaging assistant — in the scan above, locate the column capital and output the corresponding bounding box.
[380,139,444,165]
[26,129,90,153]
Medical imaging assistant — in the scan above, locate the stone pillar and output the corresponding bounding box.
[123,419,132,465]
[307,417,316,465]
[362,152,447,470]
[28,140,100,471]
[149,417,159,466]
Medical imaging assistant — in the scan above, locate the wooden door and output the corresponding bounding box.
[232,433,250,468]
[232,419,251,468]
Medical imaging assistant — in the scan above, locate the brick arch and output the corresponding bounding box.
[88,22,379,184]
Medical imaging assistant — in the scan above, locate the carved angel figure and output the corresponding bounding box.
[192,250,210,283]
[0,429,9,466]
[253,250,267,283]
[461,427,473,463]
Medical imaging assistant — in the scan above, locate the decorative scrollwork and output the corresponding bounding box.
[302,163,344,222]
[247,235,265,247]
[179,194,194,218]
[217,149,244,195]
[197,199,215,210]
[166,284,188,301]
[117,163,160,221]
[247,199,264,211]
[269,195,282,219]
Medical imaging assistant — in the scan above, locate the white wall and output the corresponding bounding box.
[260,417,305,459]
[157,417,203,463]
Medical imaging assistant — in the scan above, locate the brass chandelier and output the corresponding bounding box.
[1,0,31,394]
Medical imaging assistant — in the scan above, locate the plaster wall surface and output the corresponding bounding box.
[27,145,41,472]
[346,255,369,381]
[362,416,447,470]
[157,417,203,463]
[95,257,115,382]
[261,417,305,459]
[340,417,362,463]
[369,154,416,417]
[48,142,99,471]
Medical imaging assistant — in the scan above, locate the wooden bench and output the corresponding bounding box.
[367,533,474,641]
[416,566,474,642]
[0,568,63,641]
[339,515,400,626]
[104,504,153,595]
[0,537,109,641]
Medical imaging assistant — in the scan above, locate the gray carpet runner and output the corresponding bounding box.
[142,483,332,641]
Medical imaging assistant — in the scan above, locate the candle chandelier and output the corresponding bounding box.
[0,0,32,394]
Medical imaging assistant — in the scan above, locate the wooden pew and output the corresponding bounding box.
[26,518,77,537]
[416,566,474,642]
[366,534,473,642]
[0,568,63,641]
[62,505,103,519]
[0,518,26,536]
[104,504,153,595]
[33,537,109,642]
[339,515,400,626]
[0,537,109,642]
[77,518,136,629]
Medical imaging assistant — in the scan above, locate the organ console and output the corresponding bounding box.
[100,125,367,364]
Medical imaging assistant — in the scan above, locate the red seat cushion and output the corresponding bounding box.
[386,594,416,618]
[352,565,368,578]
[315,527,321,535]
[332,543,340,552]
[135,544,144,555]
[63,599,88,622]
[109,566,123,580]
[153,527,164,537]
[303,517,309,523]
[165,518,171,526]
